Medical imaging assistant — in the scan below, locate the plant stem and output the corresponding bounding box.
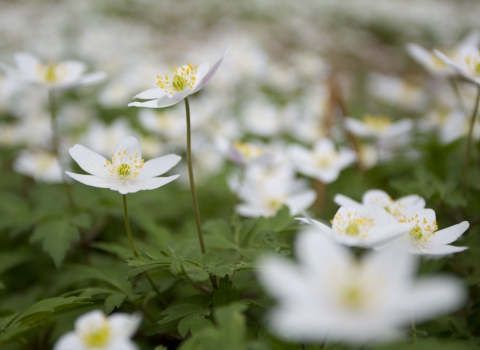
[183,97,218,290]
[122,195,167,307]
[48,90,76,213]
[184,97,206,254]
[462,84,480,199]
[450,77,465,113]
[411,315,417,344]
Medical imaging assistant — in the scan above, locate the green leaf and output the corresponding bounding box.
[68,265,132,295]
[213,275,240,307]
[70,212,92,229]
[154,347,168,350]
[177,310,212,338]
[10,296,91,328]
[104,293,126,314]
[203,220,237,249]
[29,219,79,268]
[270,206,294,232]
[158,304,210,325]
[0,251,32,275]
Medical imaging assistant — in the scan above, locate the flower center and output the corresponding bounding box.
[268,199,283,211]
[332,211,374,239]
[342,285,364,309]
[233,141,264,159]
[464,55,480,76]
[400,213,438,244]
[363,114,391,131]
[37,62,65,83]
[104,150,144,181]
[81,320,111,347]
[156,63,198,95]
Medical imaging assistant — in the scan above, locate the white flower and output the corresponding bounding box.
[344,114,413,142]
[0,52,106,91]
[53,310,141,350]
[128,47,230,108]
[334,189,425,221]
[66,136,180,194]
[217,139,267,166]
[407,30,480,77]
[297,203,411,248]
[234,164,316,218]
[13,150,63,183]
[436,45,480,85]
[290,139,356,184]
[259,230,466,345]
[393,209,469,255]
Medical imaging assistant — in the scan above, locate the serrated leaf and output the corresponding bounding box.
[213,275,240,307]
[104,293,126,314]
[29,219,79,268]
[178,310,211,338]
[158,304,210,325]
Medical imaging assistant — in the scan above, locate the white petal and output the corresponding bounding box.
[385,119,413,138]
[69,144,110,177]
[337,148,356,168]
[333,194,367,216]
[133,87,166,100]
[427,221,469,245]
[344,118,374,137]
[419,244,468,255]
[313,138,335,154]
[109,312,142,339]
[0,62,19,79]
[136,154,181,179]
[75,310,107,332]
[66,172,113,189]
[395,195,425,217]
[61,60,86,80]
[406,43,435,68]
[106,341,139,350]
[14,52,40,80]
[80,71,107,86]
[409,276,466,322]
[130,175,179,191]
[362,189,390,205]
[285,190,316,215]
[110,180,143,194]
[114,136,142,159]
[367,202,396,225]
[192,46,230,93]
[53,332,84,350]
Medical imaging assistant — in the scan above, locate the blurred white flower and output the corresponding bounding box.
[53,310,141,350]
[235,164,315,218]
[82,119,135,157]
[366,73,427,112]
[13,149,63,183]
[298,202,411,247]
[394,209,469,255]
[334,189,425,221]
[0,52,106,90]
[259,230,466,345]
[344,114,413,142]
[128,47,230,108]
[242,100,285,137]
[66,136,180,194]
[218,139,267,165]
[138,109,186,149]
[436,45,480,85]
[406,31,480,76]
[290,139,356,183]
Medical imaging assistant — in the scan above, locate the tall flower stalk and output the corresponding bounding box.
[122,195,167,306]
[463,84,480,198]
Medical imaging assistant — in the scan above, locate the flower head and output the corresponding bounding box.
[435,44,480,85]
[344,114,413,141]
[53,310,141,350]
[0,53,106,91]
[128,47,230,109]
[13,149,63,183]
[334,189,426,221]
[259,230,466,345]
[66,136,181,194]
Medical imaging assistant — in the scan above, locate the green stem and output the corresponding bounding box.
[184,97,206,254]
[450,77,465,113]
[183,97,218,290]
[411,316,417,344]
[122,195,167,307]
[48,90,76,213]
[462,84,480,199]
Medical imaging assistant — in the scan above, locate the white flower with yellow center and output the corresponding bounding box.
[259,230,466,345]
[334,189,426,221]
[395,209,469,255]
[53,310,141,350]
[66,136,181,194]
[290,139,356,184]
[298,203,411,248]
[13,150,63,183]
[344,114,413,141]
[128,48,230,109]
[0,52,106,90]
[435,45,480,85]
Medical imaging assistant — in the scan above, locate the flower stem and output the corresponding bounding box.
[411,316,417,344]
[183,97,218,290]
[122,195,167,307]
[462,84,480,199]
[48,90,76,213]
[184,97,206,255]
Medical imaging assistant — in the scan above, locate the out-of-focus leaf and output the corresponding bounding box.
[29,219,79,268]
[104,293,126,314]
